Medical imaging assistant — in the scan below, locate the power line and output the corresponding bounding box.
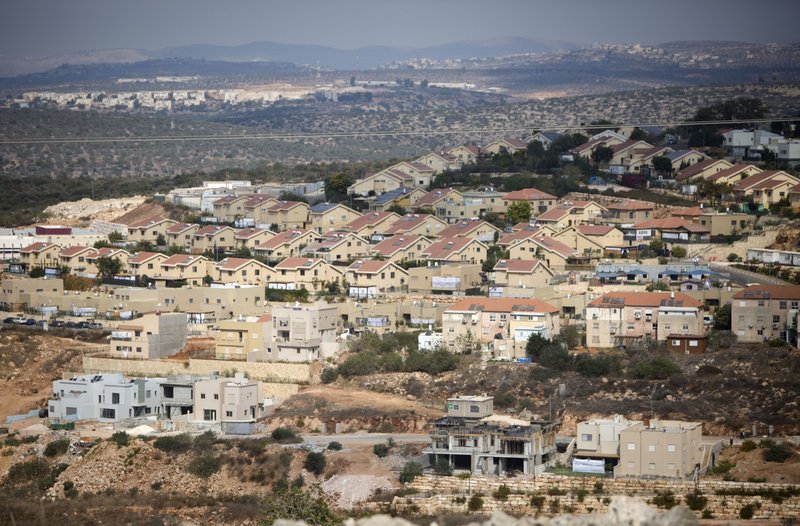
[0,117,797,146]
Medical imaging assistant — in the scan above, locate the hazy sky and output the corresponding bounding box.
[1,0,797,57]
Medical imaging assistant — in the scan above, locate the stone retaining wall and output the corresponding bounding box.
[392,474,799,521]
[82,356,313,384]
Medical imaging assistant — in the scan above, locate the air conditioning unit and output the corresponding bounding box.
[498,321,505,327]
[609,327,617,334]
[592,313,598,319]
[634,313,641,319]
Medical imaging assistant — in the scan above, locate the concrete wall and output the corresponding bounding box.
[82,356,312,385]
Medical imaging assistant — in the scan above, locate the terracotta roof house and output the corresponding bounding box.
[447,144,482,164]
[345,259,409,298]
[492,259,555,290]
[421,237,488,264]
[676,158,733,182]
[234,227,276,251]
[158,254,209,285]
[253,229,319,262]
[535,200,607,230]
[270,257,344,293]
[601,201,654,225]
[308,202,361,234]
[411,188,463,211]
[483,137,529,155]
[438,219,502,243]
[192,225,236,254]
[734,170,800,206]
[301,232,370,264]
[211,257,272,286]
[369,234,432,264]
[502,188,558,214]
[627,218,710,244]
[383,213,448,237]
[165,223,200,251]
[341,211,401,240]
[507,235,578,269]
[553,224,624,257]
[707,163,762,185]
[126,216,178,243]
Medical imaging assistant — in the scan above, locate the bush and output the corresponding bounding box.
[434,458,453,476]
[326,441,342,451]
[187,454,222,478]
[593,481,604,494]
[493,484,511,502]
[547,487,567,496]
[5,458,53,488]
[320,367,339,384]
[262,487,339,526]
[574,353,622,377]
[685,491,707,511]
[304,451,327,475]
[399,461,423,484]
[652,489,677,509]
[740,440,757,452]
[670,246,687,258]
[110,431,129,447]
[727,253,741,262]
[629,356,681,379]
[530,495,546,510]
[373,444,389,458]
[193,430,218,450]
[762,441,793,463]
[739,503,755,520]
[575,488,589,502]
[467,494,483,512]
[708,459,735,476]
[701,510,714,519]
[154,433,193,453]
[271,427,299,443]
[44,438,70,457]
[538,343,572,372]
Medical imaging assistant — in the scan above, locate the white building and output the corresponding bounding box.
[418,328,444,351]
[49,373,164,423]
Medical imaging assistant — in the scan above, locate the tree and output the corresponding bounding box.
[233,246,252,258]
[29,266,45,278]
[399,461,423,483]
[325,173,353,202]
[387,203,407,216]
[629,127,648,141]
[97,256,123,279]
[591,146,614,164]
[155,234,166,247]
[651,156,673,176]
[713,303,732,331]
[304,451,326,475]
[525,333,550,358]
[670,246,687,258]
[507,201,532,225]
[108,231,124,243]
[349,76,356,87]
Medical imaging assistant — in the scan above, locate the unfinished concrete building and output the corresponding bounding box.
[424,396,559,475]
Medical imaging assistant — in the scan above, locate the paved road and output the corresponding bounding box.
[302,433,429,447]
[709,262,789,286]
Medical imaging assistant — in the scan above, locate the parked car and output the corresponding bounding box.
[36,320,47,326]
[3,317,16,324]
[9,316,28,324]
[76,321,90,329]
[64,321,77,328]
[24,318,36,326]
[86,321,103,330]
[38,408,48,418]
[50,320,65,328]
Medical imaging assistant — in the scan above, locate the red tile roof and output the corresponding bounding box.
[605,201,654,211]
[438,219,498,238]
[371,234,430,257]
[497,225,545,246]
[383,214,444,235]
[422,237,481,260]
[273,257,324,270]
[412,188,457,208]
[576,225,616,236]
[676,158,730,181]
[734,170,797,191]
[195,225,233,236]
[127,216,173,229]
[161,254,206,267]
[254,229,314,250]
[244,195,277,208]
[215,257,263,270]
[524,236,577,258]
[588,291,702,308]
[166,222,197,234]
[632,218,710,233]
[268,201,308,211]
[343,211,399,232]
[733,284,800,301]
[708,163,760,183]
[129,251,165,264]
[347,259,405,274]
[610,140,650,154]
[59,246,92,257]
[447,297,559,314]
[503,188,557,201]
[20,242,55,253]
[235,227,271,239]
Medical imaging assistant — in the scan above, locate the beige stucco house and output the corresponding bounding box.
[369,234,432,264]
[269,257,344,293]
[308,203,362,234]
[421,237,488,265]
[345,259,408,298]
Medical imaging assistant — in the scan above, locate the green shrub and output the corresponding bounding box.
[493,484,511,502]
[399,461,423,484]
[685,491,707,511]
[271,427,299,443]
[467,494,483,512]
[574,353,622,377]
[652,489,677,509]
[629,356,681,379]
[262,487,339,526]
[193,430,218,450]
[110,431,129,447]
[373,444,389,458]
[151,481,162,491]
[5,458,53,488]
[740,440,757,452]
[739,503,755,520]
[547,487,567,496]
[768,338,788,347]
[671,246,687,258]
[304,452,327,476]
[44,438,70,457]
[762,441,793,463]
[575,488,589,502]
[530,495,546,510]
[186,454,221,478]
[434,458,453,476]
[320,368,339,384]
[708,459,736,475]
[701,510,714,519]
[593,481,604,494]
[154,433,193,453]
[326,441,342,451]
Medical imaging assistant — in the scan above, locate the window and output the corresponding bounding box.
[203,409,216,421]
[627,442,636,450]
[469,405,480,413]
[581,434,593,441]
[648,445,655,452]
[66,407,77,416]
[668,463,676,470]
[780,301,787,310]
[773,315,780,323]
[101,408,115,419]
[648,463,656,471]
[226,411,233,417]
[111,393,120,405]
[201,393,206,399]
[667,444,676,452]
[672,339,680,346]
[214,394,219,400]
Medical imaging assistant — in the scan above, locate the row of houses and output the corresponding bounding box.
[49,372,270,428]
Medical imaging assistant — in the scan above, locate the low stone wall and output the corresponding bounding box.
[82,356,313,384]
[393,474,799,521]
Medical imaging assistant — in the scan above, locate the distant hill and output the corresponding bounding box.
[0,37,579,78]
[154,37,578,69]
